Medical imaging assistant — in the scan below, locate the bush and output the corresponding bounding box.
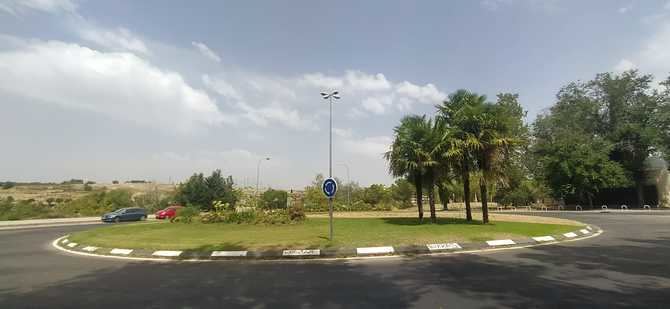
[175,170,237,211]
[172,206,199,223]
[261,189,288,209]
[225,211,257,224]
[288,204,305,221]
[1,182,16,190]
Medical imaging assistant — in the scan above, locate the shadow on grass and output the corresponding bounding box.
[381,217,484,226]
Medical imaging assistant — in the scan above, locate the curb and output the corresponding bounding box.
[52,225,603,262]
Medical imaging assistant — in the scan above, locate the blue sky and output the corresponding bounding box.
[1,0,670,189]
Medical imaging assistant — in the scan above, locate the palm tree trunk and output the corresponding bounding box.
[437,183,449,211]
[462,158,472,221]
[415,173,424,222]
[427,169,437,223]
[480,176,489,224]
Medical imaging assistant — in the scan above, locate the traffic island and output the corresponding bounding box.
[52,217,602,261]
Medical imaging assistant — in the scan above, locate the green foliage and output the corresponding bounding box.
[1,182,16,190]
[261,189,288,209]
[62,179,84,184]
[389,178,414,208]
[83,183,92,191]
[362,184,391,205]
[288,204,306,221]
[172,206,199,223]
[112,180,119,184]
[175,169,236,211]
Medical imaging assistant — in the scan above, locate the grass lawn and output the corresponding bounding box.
[69,218,581,251]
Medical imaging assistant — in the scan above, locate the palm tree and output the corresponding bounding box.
[436,90,488,222]
[464,101,523,223]
[385,115,434,222]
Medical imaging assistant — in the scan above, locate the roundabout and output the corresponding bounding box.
[1,212,669,308]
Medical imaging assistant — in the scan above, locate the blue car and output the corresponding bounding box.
[101,207,147,223]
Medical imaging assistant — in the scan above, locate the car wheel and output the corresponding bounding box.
[114,217,120,223]
[140,215,147,221]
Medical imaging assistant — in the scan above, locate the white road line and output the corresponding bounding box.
[67,242,78,248]
[82,246,98,252]
[282,249,321,256]
[587,226,593,231]
[62,239,69,244]
[110,248,133,255]
[152,250,182,257]
[426,243,461,251]
[356,246,394,255]
[580,229,591,235]
[563,232,578,238]
[486,239,516,246]
[211,251,248,257]
[532,236,556,242]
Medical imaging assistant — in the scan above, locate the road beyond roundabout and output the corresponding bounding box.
[1,212,669,308]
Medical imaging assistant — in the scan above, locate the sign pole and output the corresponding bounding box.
[329,95,333,241]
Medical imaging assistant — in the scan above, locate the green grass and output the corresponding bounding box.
[68,218,581,251]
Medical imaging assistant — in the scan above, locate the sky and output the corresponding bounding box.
[1,0,670,189]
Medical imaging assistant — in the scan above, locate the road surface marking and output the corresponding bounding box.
[152,250,182,257]
[110,248,133,255]
[580,229,591,234]
[82,246,98,252]
[486,239,516,246]
[563,232,578,238]
[357,246,394,255]
[211,251,248,257]
[426,243,461,251]
[532,236,556,242]
[67,242,78,248]
[282,249,321,256]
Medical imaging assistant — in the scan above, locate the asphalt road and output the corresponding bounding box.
[0,213,669,308]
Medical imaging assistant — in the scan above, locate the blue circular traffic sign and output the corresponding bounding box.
[322,178,338,199]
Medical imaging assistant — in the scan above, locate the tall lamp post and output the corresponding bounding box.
[338,163,351,208]
[321,90,340,241]
[256,157,270,207]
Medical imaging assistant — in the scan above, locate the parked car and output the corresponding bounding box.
[101,207,147,223]
[155,205,183,220]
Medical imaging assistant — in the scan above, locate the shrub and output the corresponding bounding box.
[225,211,257,224]
[172,206,199,223]
[288,204,306,221]
[112,180,119,184]
[261,189,288,209]
[175,170,237,211]
[1,182,16,190]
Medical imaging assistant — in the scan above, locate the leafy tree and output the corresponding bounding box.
[362,184,390,206]
[176,170,236,211]
[261,189,288,209]
[389,178,414,207]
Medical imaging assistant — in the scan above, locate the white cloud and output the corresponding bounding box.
[362,95,393,114]
[614,59,636,72]
[344,70,391,91]
[341,136,392,159]
[0,39,231,134]
[300,72,344,90]
[616,21,670,86]
[665,1,670,10]
[618,6,631,14]
[202,74,241,101]
[480,0,513,11]
[192,41,221,63]
[78,27,150,55]
[0,0,76,15]
[395,81,446,104]
[333,127,353,138]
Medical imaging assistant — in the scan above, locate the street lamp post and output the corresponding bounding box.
[338,163,351,208]
[256,157,270,207]
[321,90,340,241]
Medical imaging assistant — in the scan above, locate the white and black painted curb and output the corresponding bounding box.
[53,225,603,262]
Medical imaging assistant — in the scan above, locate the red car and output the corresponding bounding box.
[155,205,183,220]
